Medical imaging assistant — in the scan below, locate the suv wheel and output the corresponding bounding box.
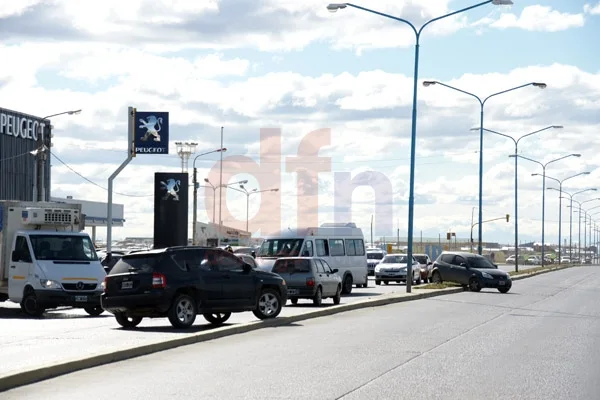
[168,294,197,329]
[84,306,104,316]
[469,278,482,292]
[115,313,143,328]
[431,271,442,284]
[253,288,282,320]
[203,312,231,325]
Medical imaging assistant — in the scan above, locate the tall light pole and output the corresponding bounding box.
[573,200,600,262]
[205,177,248,244]
[512,153,580,266]
[554,188,597,261]
[36,109,82,202]
[230,186,279,233]
[326,0,513,293]
[192,148,227,245]
[218,127,225,245]
[424,82,547,255]
[175,142,198,173]
[470,126,562,271]
[534,171,589,263]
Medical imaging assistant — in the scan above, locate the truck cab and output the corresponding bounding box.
[0,202,106,317]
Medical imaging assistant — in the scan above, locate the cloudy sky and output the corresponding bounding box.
[1,0,599,245]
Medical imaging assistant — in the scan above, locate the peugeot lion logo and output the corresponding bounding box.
[76,281,85,290]
[138,115,163,142]
[161,178,181,201]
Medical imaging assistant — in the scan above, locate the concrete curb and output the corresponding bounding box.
[0,286,463,393]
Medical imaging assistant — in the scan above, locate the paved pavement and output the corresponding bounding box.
[3,266,598,400]
[0,281,414,378]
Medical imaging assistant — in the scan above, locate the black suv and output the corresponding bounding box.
[101,246,287,329]
[430,251,512,293]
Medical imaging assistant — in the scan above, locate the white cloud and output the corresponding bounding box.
[584,2,600,15]
[489,5,585,32]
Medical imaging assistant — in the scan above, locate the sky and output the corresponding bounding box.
[1,0,599,246]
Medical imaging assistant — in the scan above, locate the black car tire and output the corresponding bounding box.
[415,275,421,285]
[313,287,323,306]
[20,293,45,317]
[384,281,389,285]
[253,288,282,320]
[342,275,353,295]
[375,280,381,285]
[431,272,442,284]
[203,312,231,325]
[168,294,197,329]
[498,287,510,294]
[290,298,298,305]
[333,285,341,305]
[84,306,104,316]
[469,278,482,292]
[114,313,143,328]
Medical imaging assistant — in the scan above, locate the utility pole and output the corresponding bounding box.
[175,142,198,173]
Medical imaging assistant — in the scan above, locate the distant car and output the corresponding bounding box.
[413,254,432,283]
[505,255,516,264]
[271,257,342,306]
[560,257,571,264]
[366,249,386,276]
[430,251,512,293]
[375,254,421,285]
[101,247,287,329]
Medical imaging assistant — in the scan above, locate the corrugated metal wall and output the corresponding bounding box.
[0,108,51,201]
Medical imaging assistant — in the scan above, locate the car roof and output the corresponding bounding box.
[440,251,484,258]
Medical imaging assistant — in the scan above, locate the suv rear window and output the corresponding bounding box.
[367,253,383,260]
[414,256,428,264]
[110,253,162,274]
[272,259,311,273]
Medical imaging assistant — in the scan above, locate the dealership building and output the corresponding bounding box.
[1,107,125,240]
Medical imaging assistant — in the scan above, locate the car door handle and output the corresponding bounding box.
[10,265,15,269]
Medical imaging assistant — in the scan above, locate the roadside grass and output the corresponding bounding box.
[419,282,462,290]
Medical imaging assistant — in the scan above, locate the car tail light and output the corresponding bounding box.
[152,273,167,288]
[306,277,315,287]
[101,277,108,292]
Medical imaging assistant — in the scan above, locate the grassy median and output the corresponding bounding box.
[419,282,462,290]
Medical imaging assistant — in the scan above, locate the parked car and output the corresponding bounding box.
[271,257,342,306]
[375,254,421,285]
[413,253,432,283]
[560,257,571,264]
[430,251,512,293]
[366,248,386,276]
[101,246,287,329]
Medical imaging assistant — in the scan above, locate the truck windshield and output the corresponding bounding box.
[29,235,99,262]
[258,239,303,257]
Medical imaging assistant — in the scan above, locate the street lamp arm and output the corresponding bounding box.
[573,188,597,198]
[228,186,247,195]
[419,0,493,35]
[475,127,516,144]
[562,172,590,184]
[424,81,482,105]
[510,154,543,168]
[538,174,560,185]
[516,125,562,146]
[248,188,277,196]
[345,3,417,34]
[482,83,541,106]
[42,109,82,120]
[193,148,226,169]
[544,153,579,168]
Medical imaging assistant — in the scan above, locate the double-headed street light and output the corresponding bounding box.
[191,148,227,244]
[327,0,513,293]
[533,171,589,262]
[230,185,279,233]
[423,82,548,256]
[468,125,562,271]
[203,178,248,244]
[553,188,596,261]
[511,153,580,266]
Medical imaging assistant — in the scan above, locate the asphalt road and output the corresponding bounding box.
[4,266,598,400]
[0,280,411,378]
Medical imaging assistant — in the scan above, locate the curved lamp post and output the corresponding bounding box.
[229,185,279,233]
[512,153,580,266]
[422,82,548,256]
[533,171,589,262]
[326,0,513,293]
[468,125,562,270]
[553,188,597,261]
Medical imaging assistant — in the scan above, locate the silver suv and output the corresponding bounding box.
[271,257,342,306]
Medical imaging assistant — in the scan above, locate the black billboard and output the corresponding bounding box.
[154,172,188,249]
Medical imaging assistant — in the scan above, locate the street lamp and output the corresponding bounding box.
[191,148,227,245]
[424,82,548,256]
[553,188,596,261]
[533,171,589,262]
[204,178,248,244]
[470,125,562,271]
[229,185,279,233]
[511,153,580,266]
[326,0,512,293]
[36,109,82,202]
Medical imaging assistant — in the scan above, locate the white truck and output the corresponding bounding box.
[0,201,106,317]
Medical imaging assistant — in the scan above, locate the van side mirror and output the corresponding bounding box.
[332,268,339,274]
[11,251,19,262]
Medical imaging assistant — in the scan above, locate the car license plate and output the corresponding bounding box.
[287,289,299,295]
[75,296,87,302]
[121,281,133,289]
[499,281,505,286]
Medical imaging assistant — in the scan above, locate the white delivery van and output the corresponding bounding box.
[0,201,106,317]
[255,222,368,294]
